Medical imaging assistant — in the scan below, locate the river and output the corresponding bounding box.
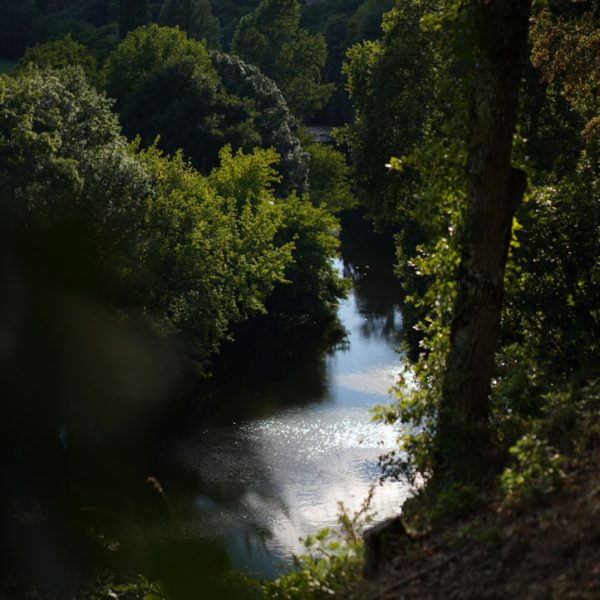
[152,217,411,576]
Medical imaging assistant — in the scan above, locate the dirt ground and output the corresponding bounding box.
[362,449,600,599]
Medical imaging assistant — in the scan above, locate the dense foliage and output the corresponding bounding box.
[231,0,334,120]
[302,0,395,123]
[0,0,396,123]
[16,35,99,83]
[12,25,310,193]
[349,0,600,523]
[0,66,150,294]
[102,25,251,171]
[0,64,344,369]
[1,0,598,596]
[342,0,436,229]
[210,50,309,193]
[304,141,357,214]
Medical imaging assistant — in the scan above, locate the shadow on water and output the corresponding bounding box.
[190,315,349,425]
[339,210,403,343]
[0,245,243,598]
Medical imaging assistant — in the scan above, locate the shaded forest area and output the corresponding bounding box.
[1,0,599,598]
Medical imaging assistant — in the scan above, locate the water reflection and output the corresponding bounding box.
[168,406,408,575]
[339,214,403,344]
[158,216,410,576]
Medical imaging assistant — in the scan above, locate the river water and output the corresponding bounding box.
[157,220,410,576]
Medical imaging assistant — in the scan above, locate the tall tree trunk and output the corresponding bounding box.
[435,0,532,482]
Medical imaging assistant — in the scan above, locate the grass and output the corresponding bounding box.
[0,59,17,74]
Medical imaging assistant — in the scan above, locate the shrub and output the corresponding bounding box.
[243,491,375,600]
[500,434,566,506]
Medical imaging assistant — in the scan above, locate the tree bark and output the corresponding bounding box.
[435,0,532,482]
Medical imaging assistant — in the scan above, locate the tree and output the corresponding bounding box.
[210,50,309,193]
[103,25,259,171]
[343,0,436,228]
[265,193,348,321]
[305,142,356,213]
[158,0,222,48]
[301,0,396,124]
[16,35,98,84]
[104,24,214,103]
[118,0,149,38]
[231,0,334,119]
[530,1,599,144]
[136,144,294,365]
[499,0,600,381]
[435,0,532,483]
[368,0,600,504]
[0,66,151,299]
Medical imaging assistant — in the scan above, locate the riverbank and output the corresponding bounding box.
[358,447,600,599]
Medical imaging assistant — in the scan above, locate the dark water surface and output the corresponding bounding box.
[155,218,410,576]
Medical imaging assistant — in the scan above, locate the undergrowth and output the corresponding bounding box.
[238,488,376,600]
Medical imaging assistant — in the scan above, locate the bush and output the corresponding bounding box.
[242,491,375,600]
[500,434,566,506]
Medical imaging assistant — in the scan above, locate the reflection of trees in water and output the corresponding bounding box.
[358,307,401,341]
[198,315,349,425]
[338,209,403,341]
[343,258,402,342]
[243,525,274,565]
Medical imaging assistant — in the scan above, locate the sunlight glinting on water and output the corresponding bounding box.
[219,399,407,562]
[241,411,397,454]
[169,248,411,573]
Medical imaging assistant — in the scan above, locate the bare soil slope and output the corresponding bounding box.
[364,449,600,599]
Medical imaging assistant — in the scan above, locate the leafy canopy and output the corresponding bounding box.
[305,141,357,214]
[1,65,346,368]
[103,25,260,171]
[231,0,334,119]
[16,35,98,84]
[210,50,309,193]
